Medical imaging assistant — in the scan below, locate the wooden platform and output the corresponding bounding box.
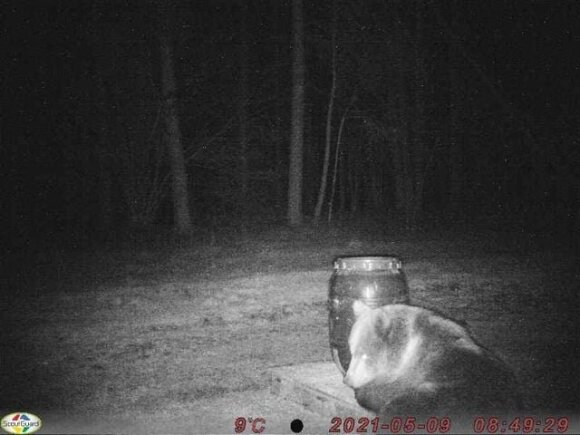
[270,362,374,417]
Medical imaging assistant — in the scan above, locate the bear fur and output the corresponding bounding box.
[343,301,521,417]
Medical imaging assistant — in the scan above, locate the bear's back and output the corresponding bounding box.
[349,304,521,417]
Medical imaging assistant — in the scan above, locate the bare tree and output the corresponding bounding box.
[327,94,354,222]
[287,0,305,227]
[238,0,250,225]
[160,29,193,234]
[314,0,337,223]
[411,0,427,225]
[88,5,167,232]
[447,23,464,217]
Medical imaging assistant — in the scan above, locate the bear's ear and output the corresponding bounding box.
[352,300,372,319]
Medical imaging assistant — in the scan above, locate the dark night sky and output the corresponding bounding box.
[3,0,580,246]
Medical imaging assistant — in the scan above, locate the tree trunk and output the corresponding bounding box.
[287,0,305,227]
[159,33,193,235]
[89,6,116,233]
[97,134,113,231]
[575,184,580,253]
[238,0,250,226]
[447,2,463,217]
[412,0,427,224]
[273,0,286,216]
[348,158,359,216]
[400,71,415,226]
[448,54,463,216]
[328,97,352,223]
[391,134,406,214]
[388,52,408,217]
[387,14,419,228]
[314,0,337,223]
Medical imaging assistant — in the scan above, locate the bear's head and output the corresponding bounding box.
[343,301,419,389]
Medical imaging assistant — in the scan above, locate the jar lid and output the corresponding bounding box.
[333,256,402,271]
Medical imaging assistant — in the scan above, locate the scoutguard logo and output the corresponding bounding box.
[1,413,42,434]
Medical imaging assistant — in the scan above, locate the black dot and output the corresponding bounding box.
[290,418,303,433]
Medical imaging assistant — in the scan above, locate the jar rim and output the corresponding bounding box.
[333,256,403,271]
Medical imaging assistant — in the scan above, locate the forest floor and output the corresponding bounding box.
[2,223,579,434]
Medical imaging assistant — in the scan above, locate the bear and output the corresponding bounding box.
[343,300,521,418]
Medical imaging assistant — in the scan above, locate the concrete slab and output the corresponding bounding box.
[270,361,374,417]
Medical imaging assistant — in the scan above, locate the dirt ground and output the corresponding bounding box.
[2,225,579,434]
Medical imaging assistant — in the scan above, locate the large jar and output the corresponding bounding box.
[328,256,410,374]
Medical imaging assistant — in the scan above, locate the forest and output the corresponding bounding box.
[4,0,580,247]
